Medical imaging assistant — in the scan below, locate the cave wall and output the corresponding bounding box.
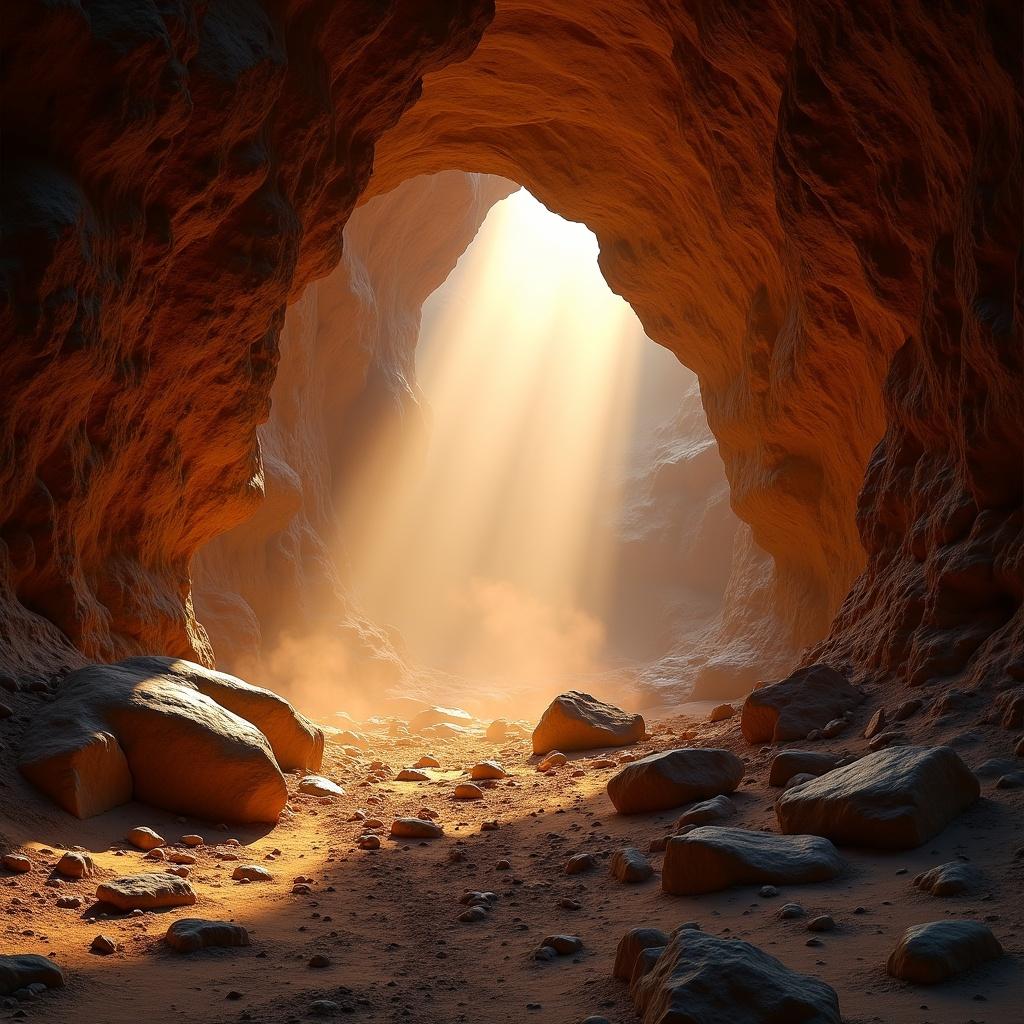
[2,0,1020,695]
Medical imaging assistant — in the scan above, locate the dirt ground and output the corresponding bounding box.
[2,691,1022,1024]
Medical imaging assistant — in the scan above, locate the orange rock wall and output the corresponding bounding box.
[1,1,1020,693]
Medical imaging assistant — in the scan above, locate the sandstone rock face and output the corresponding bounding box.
[19,660,302,822]
[96,873,196,911]
[165,919,251,953]
[532,692,645,755]
[0,955,64,997]
[662,826,844,896]
[887,921,1003,984]
[741,664,863,744]
[776,746,980,849]
[1,2,1019,708]
[629,929,841,1023]
[607,748,744,814]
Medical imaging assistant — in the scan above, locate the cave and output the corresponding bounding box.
[1,1,1021,1021]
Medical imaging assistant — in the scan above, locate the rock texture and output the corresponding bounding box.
[887,921,1003,984]
[19,658,319,820]
[532,692,645,754]
[96,873,196,911]
[165,919,251,953]
[662,826,844,896]
[0,955,64,997]
[776,745,980,849]
[629,928,841,1023]
[607,748,744,814]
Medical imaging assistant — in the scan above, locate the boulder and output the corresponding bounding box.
[165,918,250,953]
[298,775,344,797]
[629,929,841,1023]
[0,954,64,997]
[532,691,645,754]
[410,705,473,731]
[776,746,980,849]
[662,826,844,895]
[741,664,863,744]
[96,872,196,910]
[913,861,979,897]
[55,851,94,878]
[768,750,840,787]
[18,658,321,822]
[674,794,736,828]
[469,760,506,780]
[126,826,165,850]
[887,921,1002,983]
[609,847,654,883]
[232,864,272,882]
[613,927,668,980]
[390,817,443,839]
[607,748,744,814]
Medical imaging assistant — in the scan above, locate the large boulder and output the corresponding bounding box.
[629,928,841,1023]
[887,921,1002,983]
[532,691,645,754]
[0,954,65,996]
[607,748,744,814]
[19,658,322,822]
[96,872,196,910]
[165,919,251,953]
[662,826,844,895]
[741,664,863,744]
[776,746,979,849]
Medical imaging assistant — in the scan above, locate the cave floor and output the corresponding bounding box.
[1,697,1022,1024]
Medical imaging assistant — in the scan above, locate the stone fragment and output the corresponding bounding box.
[607,748,744,814]
[864,708,886,739]
[55,852,94,878]
[126,826,165,850]
[308,954,331,968]
[807,914,835,932]
[613,927,668,980]
[629,929,841,1023]
[540,934,583,955]
[609,847,653,883]
[454,783,483,800]
[674,794,735,829]
[565,853,599,874]
[0,955,65,997]
[538,751,567,771]
[90,934,116,954]
[886,921,1002,983]
[165,919,250,953]
[532,691,645,754]
[232,864,272,882]
[470,760,506,780]
[662,826,844,895]
[913,861,978,896]
[181,834,204,847]
[390,817,443,839]
[298,775,344,797]
[396,768,429,782]
[96,872,196,910]
[358,835,380,850]
[709,703,735,722]
[776,745,980,849]
[2,854,31,873]
[741,664,863,744]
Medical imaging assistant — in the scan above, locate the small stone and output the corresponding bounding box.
[675,794,736,828]
[396,769,430,782]
[181,835,204,847]
[309,1000,340,1017]
[414,755,441,769]
[609,847,653,883]
[55,852,93,879]
[565,853,599,875]
[358,835,381,850]
[785,772,817,790]
[90,935,116,955]
[538,751,568,772]
[759,885,779,897]
[126,827,165,851]
[298,776,345,798]
[454,783,483,800]
[145,847,166,861]
[864,708,886,739]
[458,907,488,923]
[913,861,978,897]
[541,934,583,955]
[308,954,331,968]
[232,865,272,882]
[56,896,82,909]
[807,915,835,932]
[2,855,31,874]
[470,761,507,780]
[96,873,196,910]
[777,903,805,919]
[390,818,443,839]
[709,704,735,722]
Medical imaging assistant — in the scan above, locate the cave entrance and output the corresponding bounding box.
[341,184,734,719]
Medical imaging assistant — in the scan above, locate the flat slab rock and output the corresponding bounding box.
[630,928,841,1023]
[96,872,196,910]
[662,826,844,896]
[607,748,744,814]
[741,663,863,744]
[887,921,1002,984]
[532,691,645,755]
[776,745,980,849]
[0,955,65,997]
[165,919,250,953]
[298,775,344,797]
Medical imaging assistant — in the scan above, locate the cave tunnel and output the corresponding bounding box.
[0,1,1021,1021]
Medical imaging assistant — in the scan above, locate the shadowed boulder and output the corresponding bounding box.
[0,954,65,996]
[662,826,844,896]
[776,745,980,849]
[533,691,645,754]
[165,919,251,953]
[741,664,863,744]
[607,748,744,814]
[19,658,322,822]
[629,928,841,1023]
[887,921,1002,983]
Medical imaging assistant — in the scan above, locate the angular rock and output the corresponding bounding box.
[776,745,980,849]
[298,775,344,797]
[532,691,644,754]
[768,750,840,787]
[613,927,668,980]
[630,929,841,1023]
[674,794,736,829]
[607,748,744,814]
[0,955,64,997]
[19,659,298,822]
[609,847,653,883]
[390,817,443,839]
[913,862,979,897]
[126,826,165,851]
[96,872,196,910]
[91,934,116,954]
[662,826,844,895]
[887,921,1002,983]
[165,918,250,953]
[741,664,863,744]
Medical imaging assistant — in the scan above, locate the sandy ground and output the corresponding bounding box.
[2,693,1022,1024]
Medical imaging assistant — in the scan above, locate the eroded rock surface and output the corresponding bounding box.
[165,919,251,953]
[96,873,196,911]
[741,665,863,744]
[607,748,744,814]
[776,745,980,849]
[887,921,1003,984]
[0,955,64,997]
[532,691,645,754]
